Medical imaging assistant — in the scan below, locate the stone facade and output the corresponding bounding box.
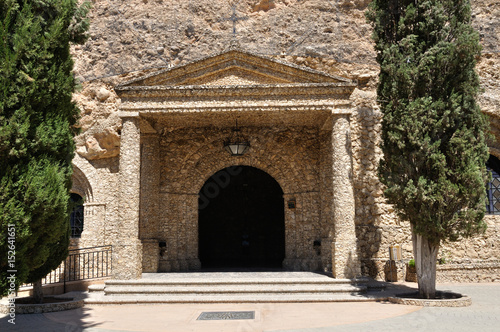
[70,48,500,282]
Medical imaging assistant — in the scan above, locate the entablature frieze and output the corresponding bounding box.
[119,104,352,115]
[115,82,355,103]
[117,102,353,131]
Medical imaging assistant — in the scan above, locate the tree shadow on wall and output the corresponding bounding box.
[355,224,384,280]
[352,107,385,280]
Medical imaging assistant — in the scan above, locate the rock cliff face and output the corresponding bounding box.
[73,0,375,82]
[71,0,498,157]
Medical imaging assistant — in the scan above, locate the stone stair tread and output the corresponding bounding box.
[88,284,105,292]
[105,279,365,286]
[85,292,378,304]
[88,273,369,304]
[104,285,366,294]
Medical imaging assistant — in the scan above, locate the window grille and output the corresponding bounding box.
[486,155,500,215]
[70,193,84,238]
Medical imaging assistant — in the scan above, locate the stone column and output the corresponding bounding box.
[113,113,143,279]
[331,115,361,279]
[140,133,160,273]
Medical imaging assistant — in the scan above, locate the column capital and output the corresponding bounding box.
[117,110,140,118]
[321,112,353,131]
[331,109,353,116]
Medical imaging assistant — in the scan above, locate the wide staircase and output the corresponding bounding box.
[85,271,373,304]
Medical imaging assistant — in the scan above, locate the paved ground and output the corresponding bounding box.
[1,282,499,332]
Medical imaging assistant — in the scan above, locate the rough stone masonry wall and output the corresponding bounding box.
[150,125,325,272]
[348,90,500,282]
[69,0,500,281]
[70,82,500,281]
[71,154,121,250]
[70,81,500,282]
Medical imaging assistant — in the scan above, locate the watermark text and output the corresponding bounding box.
[7,224,16,324]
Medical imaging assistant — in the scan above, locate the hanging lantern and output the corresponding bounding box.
[223,121,250,156]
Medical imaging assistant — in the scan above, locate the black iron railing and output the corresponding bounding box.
[63,245,112,282]
[23,245,112,288]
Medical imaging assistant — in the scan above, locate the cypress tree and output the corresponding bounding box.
[0,0,89,302]
[366,0,489,298]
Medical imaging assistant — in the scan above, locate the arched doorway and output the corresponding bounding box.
[198,166,285,268]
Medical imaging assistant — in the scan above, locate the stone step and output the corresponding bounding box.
[88,272,370,304]
[104,278,367,287]
[103,284,366,295]
[88,284,105,293]
[85,292,377,304]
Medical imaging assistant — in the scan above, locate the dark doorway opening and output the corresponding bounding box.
[198,166,285,268]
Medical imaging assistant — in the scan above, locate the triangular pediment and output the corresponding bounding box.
[121,49,352,87]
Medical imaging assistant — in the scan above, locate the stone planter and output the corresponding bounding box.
[389,291,471,307]
[405,263,417,282]
[384,260,398,282]
[0,297,83,314]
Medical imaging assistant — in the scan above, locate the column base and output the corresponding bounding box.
[332,241,361,279]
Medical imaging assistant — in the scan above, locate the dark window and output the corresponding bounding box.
[486,155,500,215]
[70,193,84,238]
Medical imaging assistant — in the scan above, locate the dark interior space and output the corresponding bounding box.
[198,166,285,268]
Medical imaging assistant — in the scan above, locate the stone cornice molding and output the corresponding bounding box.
[83,202,107,206]
[116,82,356,102]
[117,111,140,118]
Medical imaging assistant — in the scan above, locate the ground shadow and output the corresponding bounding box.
[0,291,102,332]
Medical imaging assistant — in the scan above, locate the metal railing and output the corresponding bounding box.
[23,245,112,289]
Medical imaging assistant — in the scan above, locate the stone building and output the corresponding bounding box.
[70,48,500,282]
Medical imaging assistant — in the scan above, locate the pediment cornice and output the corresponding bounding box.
[116,49,355,91]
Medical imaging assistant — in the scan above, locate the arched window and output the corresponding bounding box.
[70,193,84,238]
[486,155,500,215]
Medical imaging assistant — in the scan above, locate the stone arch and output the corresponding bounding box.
[158,126,322,271]
[71,155,97,203]
[69,162,93,243]
[161,126,316,196]
[489,147,500,162]
[70,156,111,248]
[195,159,291,196]
[71,165,93,202]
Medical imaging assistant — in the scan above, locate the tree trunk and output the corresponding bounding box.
[411,226,439,299]
[33,279,44,304]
